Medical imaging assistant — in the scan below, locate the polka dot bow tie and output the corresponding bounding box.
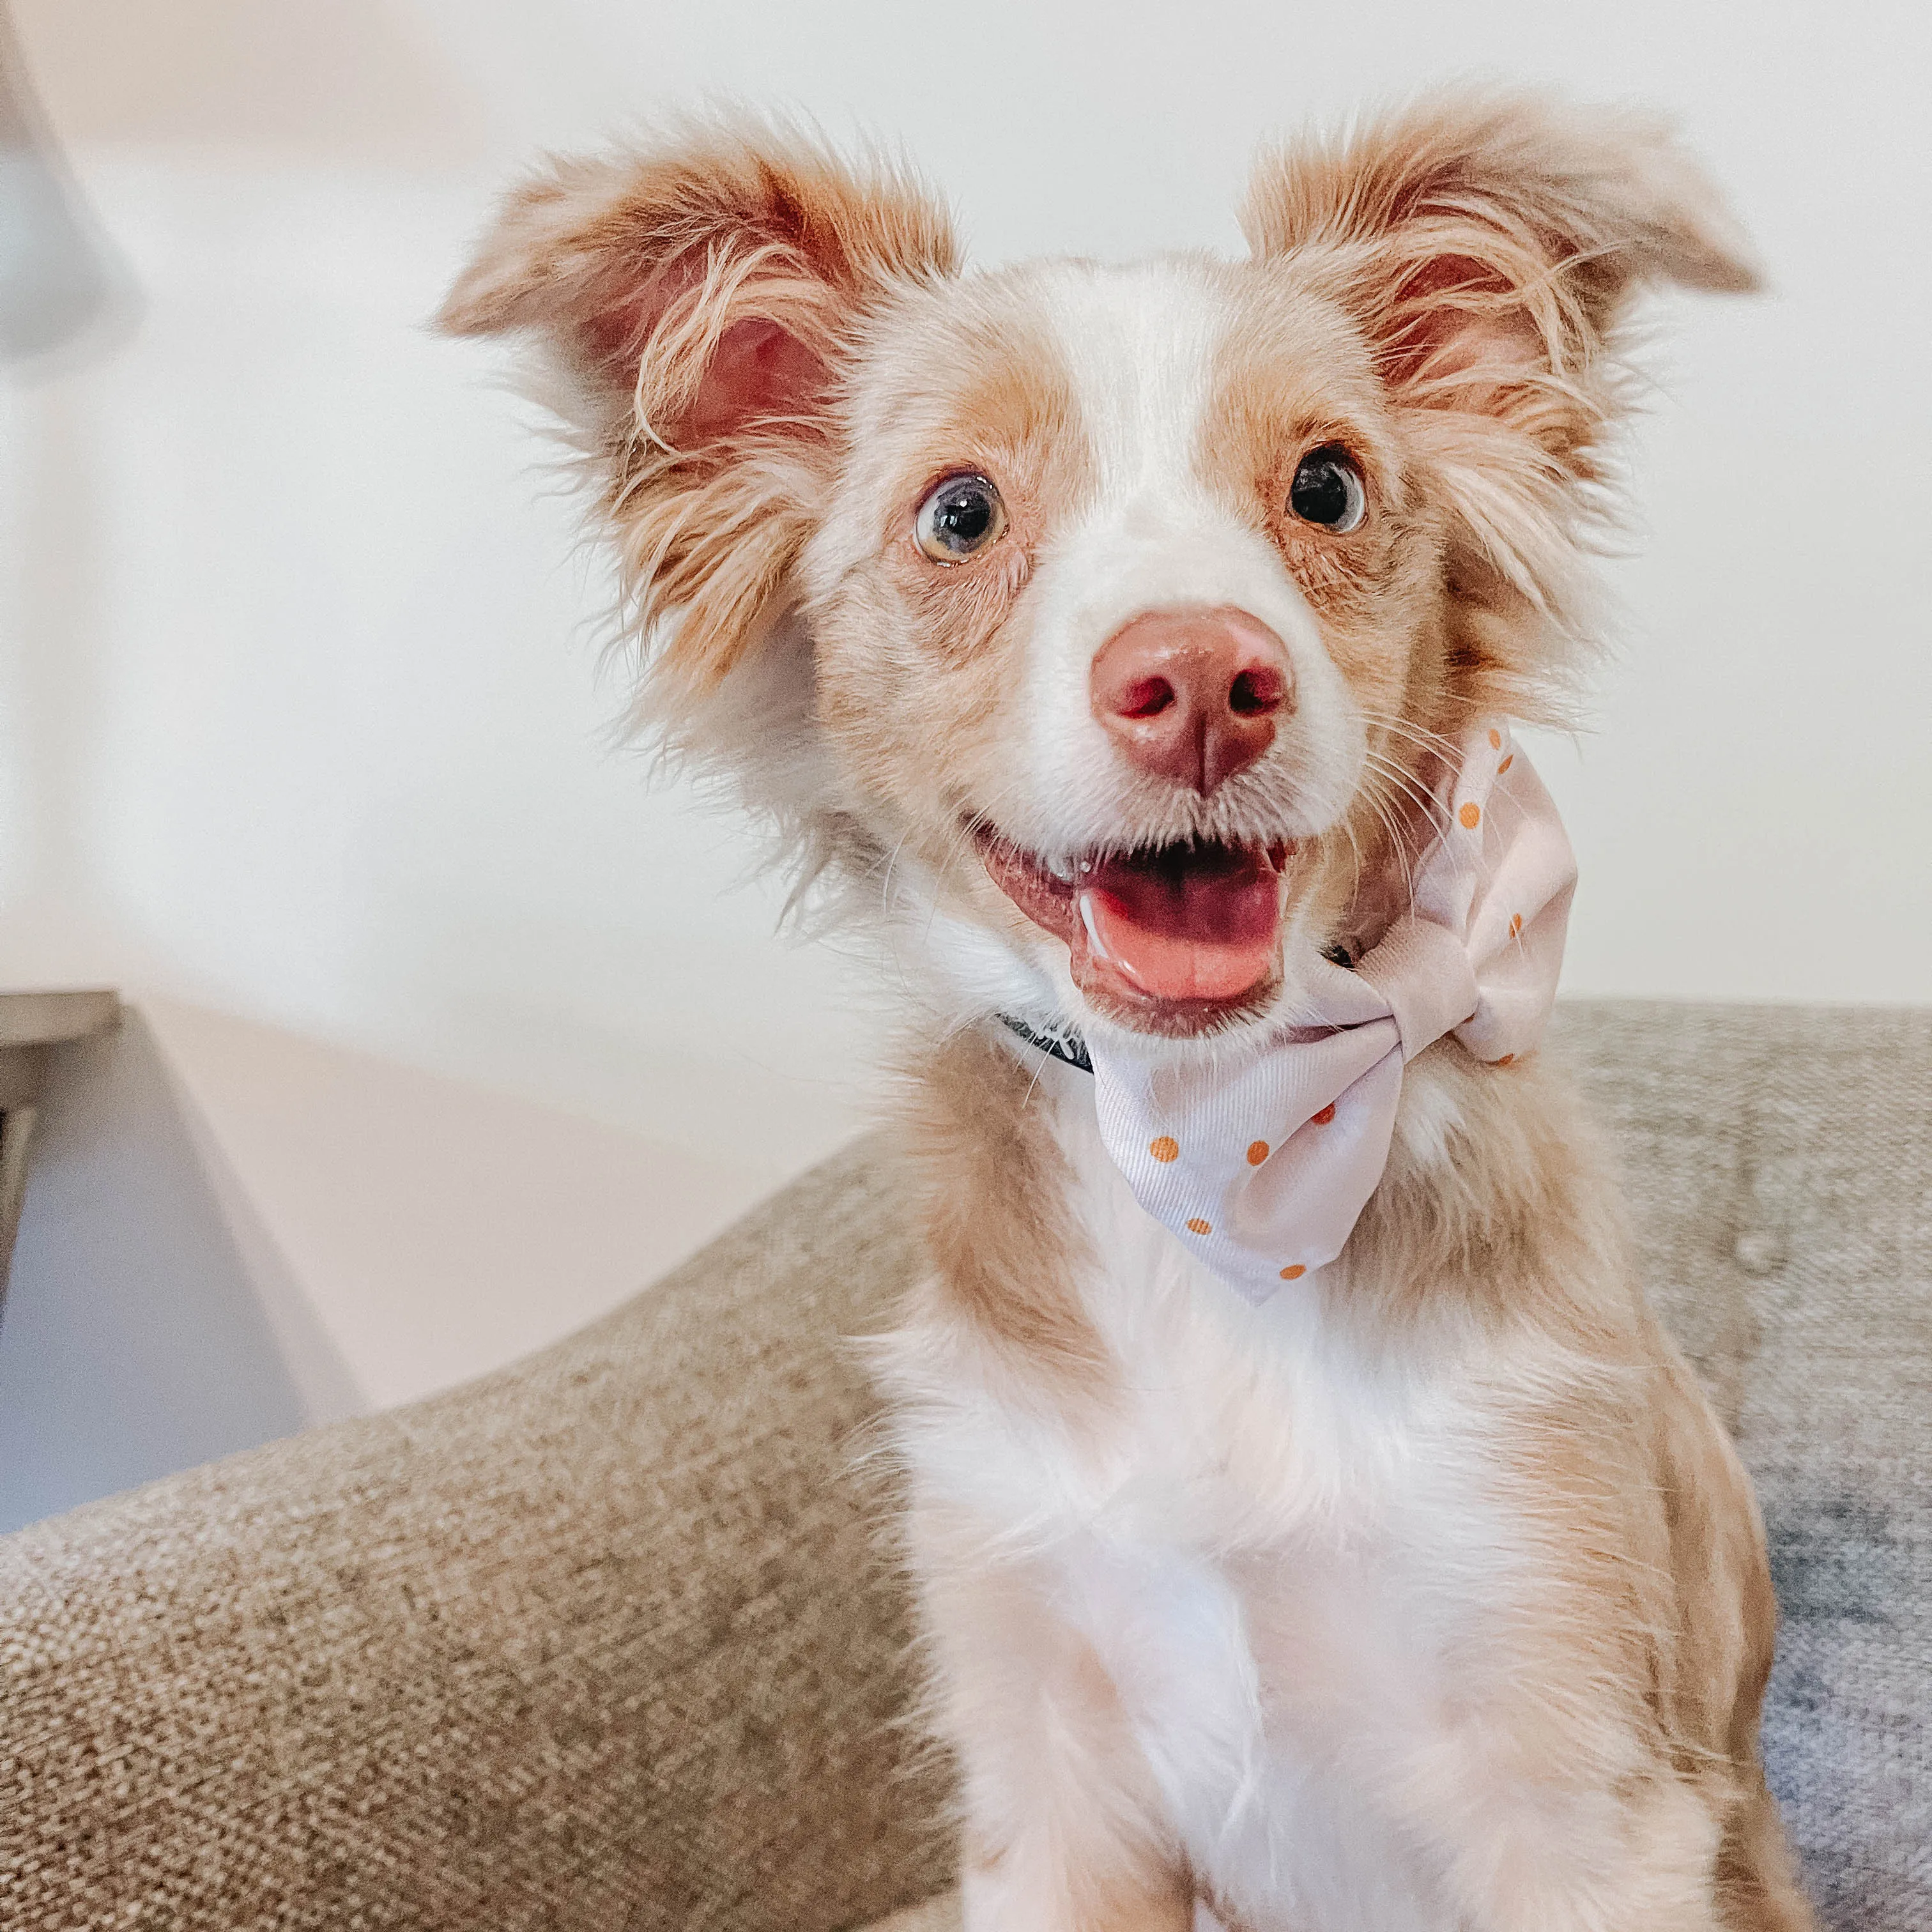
[1087,721,1576,1304]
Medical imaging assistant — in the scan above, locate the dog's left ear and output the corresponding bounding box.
[438,117,957,698]
[1243,91,1758,434]
[1243,92,1758,624]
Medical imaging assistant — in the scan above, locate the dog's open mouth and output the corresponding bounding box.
[978,831,1293,1027]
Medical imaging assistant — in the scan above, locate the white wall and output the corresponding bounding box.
[1,1,1928,1503]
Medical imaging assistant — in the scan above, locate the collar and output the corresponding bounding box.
[999,1012,1092,1073]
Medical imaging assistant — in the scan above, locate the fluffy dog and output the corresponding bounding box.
[442,91,1812,1932]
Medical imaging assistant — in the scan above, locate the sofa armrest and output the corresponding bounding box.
[0,1135,950,1931]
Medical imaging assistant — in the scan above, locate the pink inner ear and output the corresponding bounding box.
[1387,253,1545,392]
[578,279,831,447]
[684,317,830,443]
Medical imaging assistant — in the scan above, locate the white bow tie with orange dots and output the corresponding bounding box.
[1086,721,1577,1303]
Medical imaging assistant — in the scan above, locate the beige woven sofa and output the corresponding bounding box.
[2,1001,1926,1931]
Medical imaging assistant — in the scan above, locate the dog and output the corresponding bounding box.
[441,90,1813,1932]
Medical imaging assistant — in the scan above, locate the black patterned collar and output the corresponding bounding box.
[997,1013,1093,1073]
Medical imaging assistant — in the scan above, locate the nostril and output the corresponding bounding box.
[1089,606,1292,795]
[1117,675,1176,721]
[1228,666,1286,717]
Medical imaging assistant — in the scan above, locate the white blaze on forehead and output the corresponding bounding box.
[1036,258,1226,498]
[1010,259,1364,855]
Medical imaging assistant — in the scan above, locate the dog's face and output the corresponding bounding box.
[441,96,1752,1048]
[802,256,1400,1039]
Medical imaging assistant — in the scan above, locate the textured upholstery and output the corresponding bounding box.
[0,1000,1926,1931]
[0,1141,953,1931]
[1554,1002,1932,1932]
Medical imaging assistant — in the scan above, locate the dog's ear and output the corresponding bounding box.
[439,118,957,694]
[1243,91,1758,437]
[1243,92,1757,637]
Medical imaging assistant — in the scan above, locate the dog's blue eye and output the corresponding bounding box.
[916,473,1007,563]
[1288,447,1366,533]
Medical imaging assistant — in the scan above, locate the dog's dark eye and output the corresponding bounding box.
[916,473,1007,563]
[1288,446,1366,533]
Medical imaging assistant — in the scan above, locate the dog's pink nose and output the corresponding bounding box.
[1089,607,1292,795]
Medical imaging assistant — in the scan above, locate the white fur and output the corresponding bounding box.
[893,1046,1715,1932]
[1012,263,1363,868]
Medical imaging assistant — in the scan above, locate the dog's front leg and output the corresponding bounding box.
[916,1516,1192,1932]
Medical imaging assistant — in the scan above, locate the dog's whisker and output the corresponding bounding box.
[1361,750,1453,838]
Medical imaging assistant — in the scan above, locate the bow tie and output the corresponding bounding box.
[1008,721,1576,1304]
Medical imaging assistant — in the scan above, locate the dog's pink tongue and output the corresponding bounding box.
[1080,845,1282,1002]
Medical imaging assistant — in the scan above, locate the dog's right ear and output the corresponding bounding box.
[1242,93,1758,711]
[438,119,957,694]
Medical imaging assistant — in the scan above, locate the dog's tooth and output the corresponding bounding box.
[1078,892,1110,959]
[1045,854,1075,884]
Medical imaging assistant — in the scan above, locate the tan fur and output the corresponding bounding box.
[894,1025,1115,1411]
[1245,91,1759,732]
[809,276,1100,908]
[439,114,958,716]
[445,91,1811,1932]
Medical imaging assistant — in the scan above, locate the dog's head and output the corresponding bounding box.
[441,94,1754,1051]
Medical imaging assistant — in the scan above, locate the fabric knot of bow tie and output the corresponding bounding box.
[1086,721,1577,1304]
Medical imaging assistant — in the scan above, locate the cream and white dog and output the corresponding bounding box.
[443,91,1813,1932]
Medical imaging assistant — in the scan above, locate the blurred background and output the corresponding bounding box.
[1,0,1927,1528]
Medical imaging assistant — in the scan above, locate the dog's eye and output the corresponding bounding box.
[916,473,1007,563]
[1288,446,1366,533]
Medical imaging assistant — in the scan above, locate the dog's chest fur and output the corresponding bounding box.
[908,1054,1550,1929]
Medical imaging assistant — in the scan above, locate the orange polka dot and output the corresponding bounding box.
[1186,1216,1212,1236]
[1246,1140,1270,1166]
[1509,913,1524,938]
[1496,1054,1516,1067]
[1149,1135,1179,1163]
[1459,802,1482,830]
[1488,728,1502,749]
[1497,754,1514,774]
[1280,1264,1307,1281]
[1312,1102,1337,1126]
